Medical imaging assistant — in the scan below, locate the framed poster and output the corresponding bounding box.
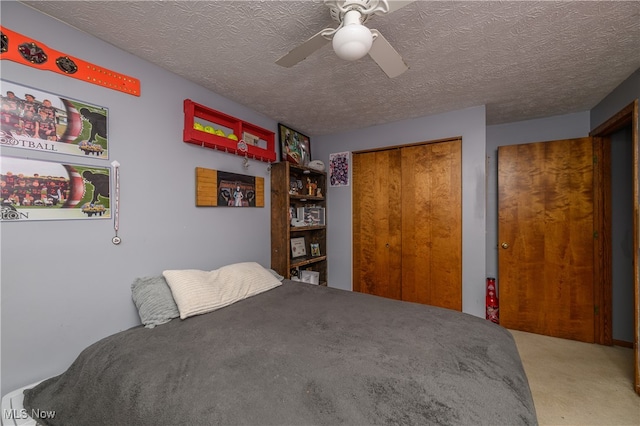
[278,123,310,165]
[195,167,264,207]
[329,151,350,187]
[1,79,109,158]
[1,156,111,222]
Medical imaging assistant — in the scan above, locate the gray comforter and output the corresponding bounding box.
[24,280,537,425]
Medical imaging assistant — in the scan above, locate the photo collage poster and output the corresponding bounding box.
[1,80,112,222]
[1,156,111,222]
[1,79,109,158]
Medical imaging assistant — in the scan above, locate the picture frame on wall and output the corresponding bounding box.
[329,151,350,187]
[278,123,310,166]
[0,79,109,159]
[195,167,265,208]
[0,156,111,222]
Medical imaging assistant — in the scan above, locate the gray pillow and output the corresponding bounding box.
[131,276,180,328]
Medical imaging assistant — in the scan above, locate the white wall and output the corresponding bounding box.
[314,106,488,318]
[1,2,277,395]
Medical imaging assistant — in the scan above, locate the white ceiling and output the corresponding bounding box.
[20,1,640,136]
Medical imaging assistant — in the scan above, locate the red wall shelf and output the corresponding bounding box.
[183,99,276,163]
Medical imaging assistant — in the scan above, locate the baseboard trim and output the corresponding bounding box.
[612,339,633,348]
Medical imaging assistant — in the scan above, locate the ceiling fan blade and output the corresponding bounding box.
[276,29,332,67]
[384,0,416,14]
[368,30,408,78]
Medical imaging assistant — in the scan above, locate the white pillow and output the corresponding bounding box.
[163,262,282,319]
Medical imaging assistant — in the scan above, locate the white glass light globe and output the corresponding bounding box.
[332,23,373,61]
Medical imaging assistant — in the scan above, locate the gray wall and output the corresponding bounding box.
[591,68,640,343]
[1,2,277,395]
[591,68,640,131]
[314,106,488,318]
[611,127,634,342]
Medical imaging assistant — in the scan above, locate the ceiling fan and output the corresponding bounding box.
[276,0,415,78]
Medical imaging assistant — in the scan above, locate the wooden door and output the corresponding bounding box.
[589,100,640,394]
[401,141,462,310]
[498,137,595,342]
[353,139,462,310]
[353,149,403,299]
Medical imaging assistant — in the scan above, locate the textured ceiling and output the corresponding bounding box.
[19,0,640,136]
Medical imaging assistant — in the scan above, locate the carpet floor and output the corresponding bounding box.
[510,329,639,426]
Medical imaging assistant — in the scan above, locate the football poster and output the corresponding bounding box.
[0,79,109,158]
[1,156,111,222]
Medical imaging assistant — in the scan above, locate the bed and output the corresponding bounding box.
[17,263,537,425]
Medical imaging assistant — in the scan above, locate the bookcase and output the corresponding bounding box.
[271,161,327,286]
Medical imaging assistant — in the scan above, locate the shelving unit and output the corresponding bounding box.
[271,162,328,286]
[183,99,276,163]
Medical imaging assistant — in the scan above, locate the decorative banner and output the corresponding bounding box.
[1,79,108,158]
[1,156,111,222]
[195,167,264,207]
[0,27,140,96]
[329,151,350,187]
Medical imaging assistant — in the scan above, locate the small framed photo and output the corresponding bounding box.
[310,242,321,257]
[290,237,306,258]
[279,123,310,165]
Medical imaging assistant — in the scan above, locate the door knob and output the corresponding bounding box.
[501,242,510,249]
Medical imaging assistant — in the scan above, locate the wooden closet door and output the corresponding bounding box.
[353,140,462,310]
[498,138,595,342]
[401,141,462,310]
[353,149,403,299]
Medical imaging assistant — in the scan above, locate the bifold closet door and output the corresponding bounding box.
[353,149,403,299]
[401,141,462,310]
[353,139,462,310]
